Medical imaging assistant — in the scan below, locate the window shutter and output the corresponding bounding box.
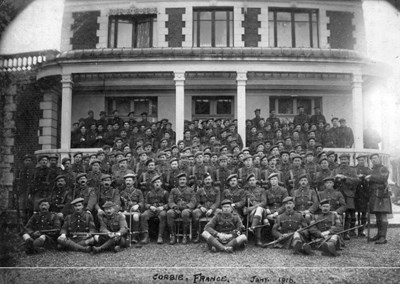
[326,11,355,50]
[70,11,100,50]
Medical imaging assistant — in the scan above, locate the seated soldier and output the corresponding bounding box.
[90,174,121,218]
[243,173,267,246]
[293,174,319,223]
[167,172,196,245]
[308,199,344,257]
[221,174,246,218]
[271,197,309,254]
[319,176,346,216]
[57,198,96,253]
[120,173,144,244]
[49,175,74,220]
[93,201,129,253]
[140,175,169,245]
[193,173,221,243]
[22,198,61,254]
[202,199,247,253]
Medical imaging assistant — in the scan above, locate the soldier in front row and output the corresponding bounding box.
[93,201,128,253]
[271,197,309,255]
[202,199,248,253]
[167,172,196,245]
[308,199,344,256]
[57,198,96,253]
[22,198,61,254]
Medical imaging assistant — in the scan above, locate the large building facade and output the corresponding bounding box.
[0,0,393,210]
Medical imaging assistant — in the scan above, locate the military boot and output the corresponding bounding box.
[182,224,189,244]
[375,221,388,244]
[292,240,303,254]
[193,221,200,243]
[25,238,35,255]
[140,232,149,245]
[358,227,366,237]
[255,228,264,247]
[368,220,381,242]
[343,221,351,240]
[63,239,91,253]
[157,220,166,244]
[206,236,228,252]
[349,221,357,237]
[321,241,338,257]
[92,239,115,254]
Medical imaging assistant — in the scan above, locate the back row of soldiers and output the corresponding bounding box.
[20,147,391,255]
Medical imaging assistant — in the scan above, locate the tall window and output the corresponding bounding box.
[106,97,158,118]
[108,15,156,48]
[193,96,234,119]
[193,8,234,47]
[268,8,319,48]
[270,96,322,116]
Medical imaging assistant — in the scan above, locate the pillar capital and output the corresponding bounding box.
[352,73,363,86]
[174,71,185,82]
[61,74,73,86]
[236,71,247,81]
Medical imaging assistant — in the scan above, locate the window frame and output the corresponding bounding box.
[193,7,234,47]
[192,96,234,120]
[269,96,322,117]
[105,96,158,119]
[108,14,156,48]
[268,8,319,48]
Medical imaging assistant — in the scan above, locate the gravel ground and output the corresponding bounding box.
[1,227,400,284]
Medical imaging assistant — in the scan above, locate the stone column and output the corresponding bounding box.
[174,71,185,142]
[39,89,59,150]
[237,71,247,146]
[352,73,364,149]
[60,74,73,151]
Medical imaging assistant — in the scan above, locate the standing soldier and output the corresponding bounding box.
[57,198,96,252]
[93,201,128,253]
[271,197,309,254]
[188,152,211,190]
[120,173,144,244]
[138,159,160,195]
[22,199,61,254]
[202,199,247,253]
[313,158,332,191]
[164,158,181,191]
[293,105,309,126]
[167,173,196,245]
[86,159,103,188]
[293,174,319,223]
[32,155,51,212]
[237,156,260,187]
[213,155,232,194]
[50,175,74,219]
[72,173,96,213]
[140,175,169,244]
[15,154,35,223]
[71,152,85,174]
[354,154,372,237]
[332,153,358,240]
[365,153,391,244]
[287,155,308,196]
[61,157,76,189]
[48,154,62,189]
[113,157,135,191]
[304,151,318,186]
[192,173,221,243]
[221,174,247,218]
[308,199,344,256]
[319,177,347,216]
[244,174,267,246]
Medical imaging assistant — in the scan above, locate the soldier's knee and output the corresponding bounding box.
[255,207,264,217]
[132,213,140,222]
[236,234,247,245]
[201,231,211,240]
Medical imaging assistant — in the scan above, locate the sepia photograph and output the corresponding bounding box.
[0,0,400,283]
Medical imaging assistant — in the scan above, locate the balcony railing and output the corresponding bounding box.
[0,50,59,72]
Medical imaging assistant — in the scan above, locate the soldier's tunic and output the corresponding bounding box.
[213,167,232,193]
[87,170,103,188]
[261,167,282,187]
[113,168,135,191]
[32,166,51,210]
[204,211,243,244]
[304,161,318,185]
[237,166,260,186]
[15,164,35,216]
[98,212,128,236]
[72,162,85,174]
[369,163,391,214]
[167,185,197,226]
[293,187,319,214]
[50,185,74,216]
[120,186,144,212]
[164,169,180,191]
[265,185,289,215]
[272,210,308,248]
[24,211,61,245]
[286,167,308,196]
[61,169,76,189]
[354,164,372,212]
[221,186,246,216]
[61,210,96,245]
[313,169,332,191]
[195,185,221,212]
[308,211,343,249]
[73,185,96,211]
[48,165,62,189]
[141,187,169,232]
[246,185,267,217]
[138,170,160,194]
[319,189,347,215]
[90,186,121,211]
[332,165,358,210]
[188,163,211,188]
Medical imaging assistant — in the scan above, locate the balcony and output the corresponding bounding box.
[0,50,59,72]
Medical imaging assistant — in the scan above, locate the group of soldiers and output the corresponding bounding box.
[17,110,391,256]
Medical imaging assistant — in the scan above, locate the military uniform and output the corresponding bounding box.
[113,168,135,191]
[245,183,267,246]
[72,184,96,211]
[140,177,169,244]
[221,186,246,216]
[313,168,332,191]
[293,186,319,222]
[214,166,232,193]
[23,209,61,254]
[319,189,346,215]
[167,184,196,244]
[50,182,74,217]
[193,184,221,242]
[286,167,308,196]
[32,165,51,211]
[308,210,343,256]
[87,170,103,188]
